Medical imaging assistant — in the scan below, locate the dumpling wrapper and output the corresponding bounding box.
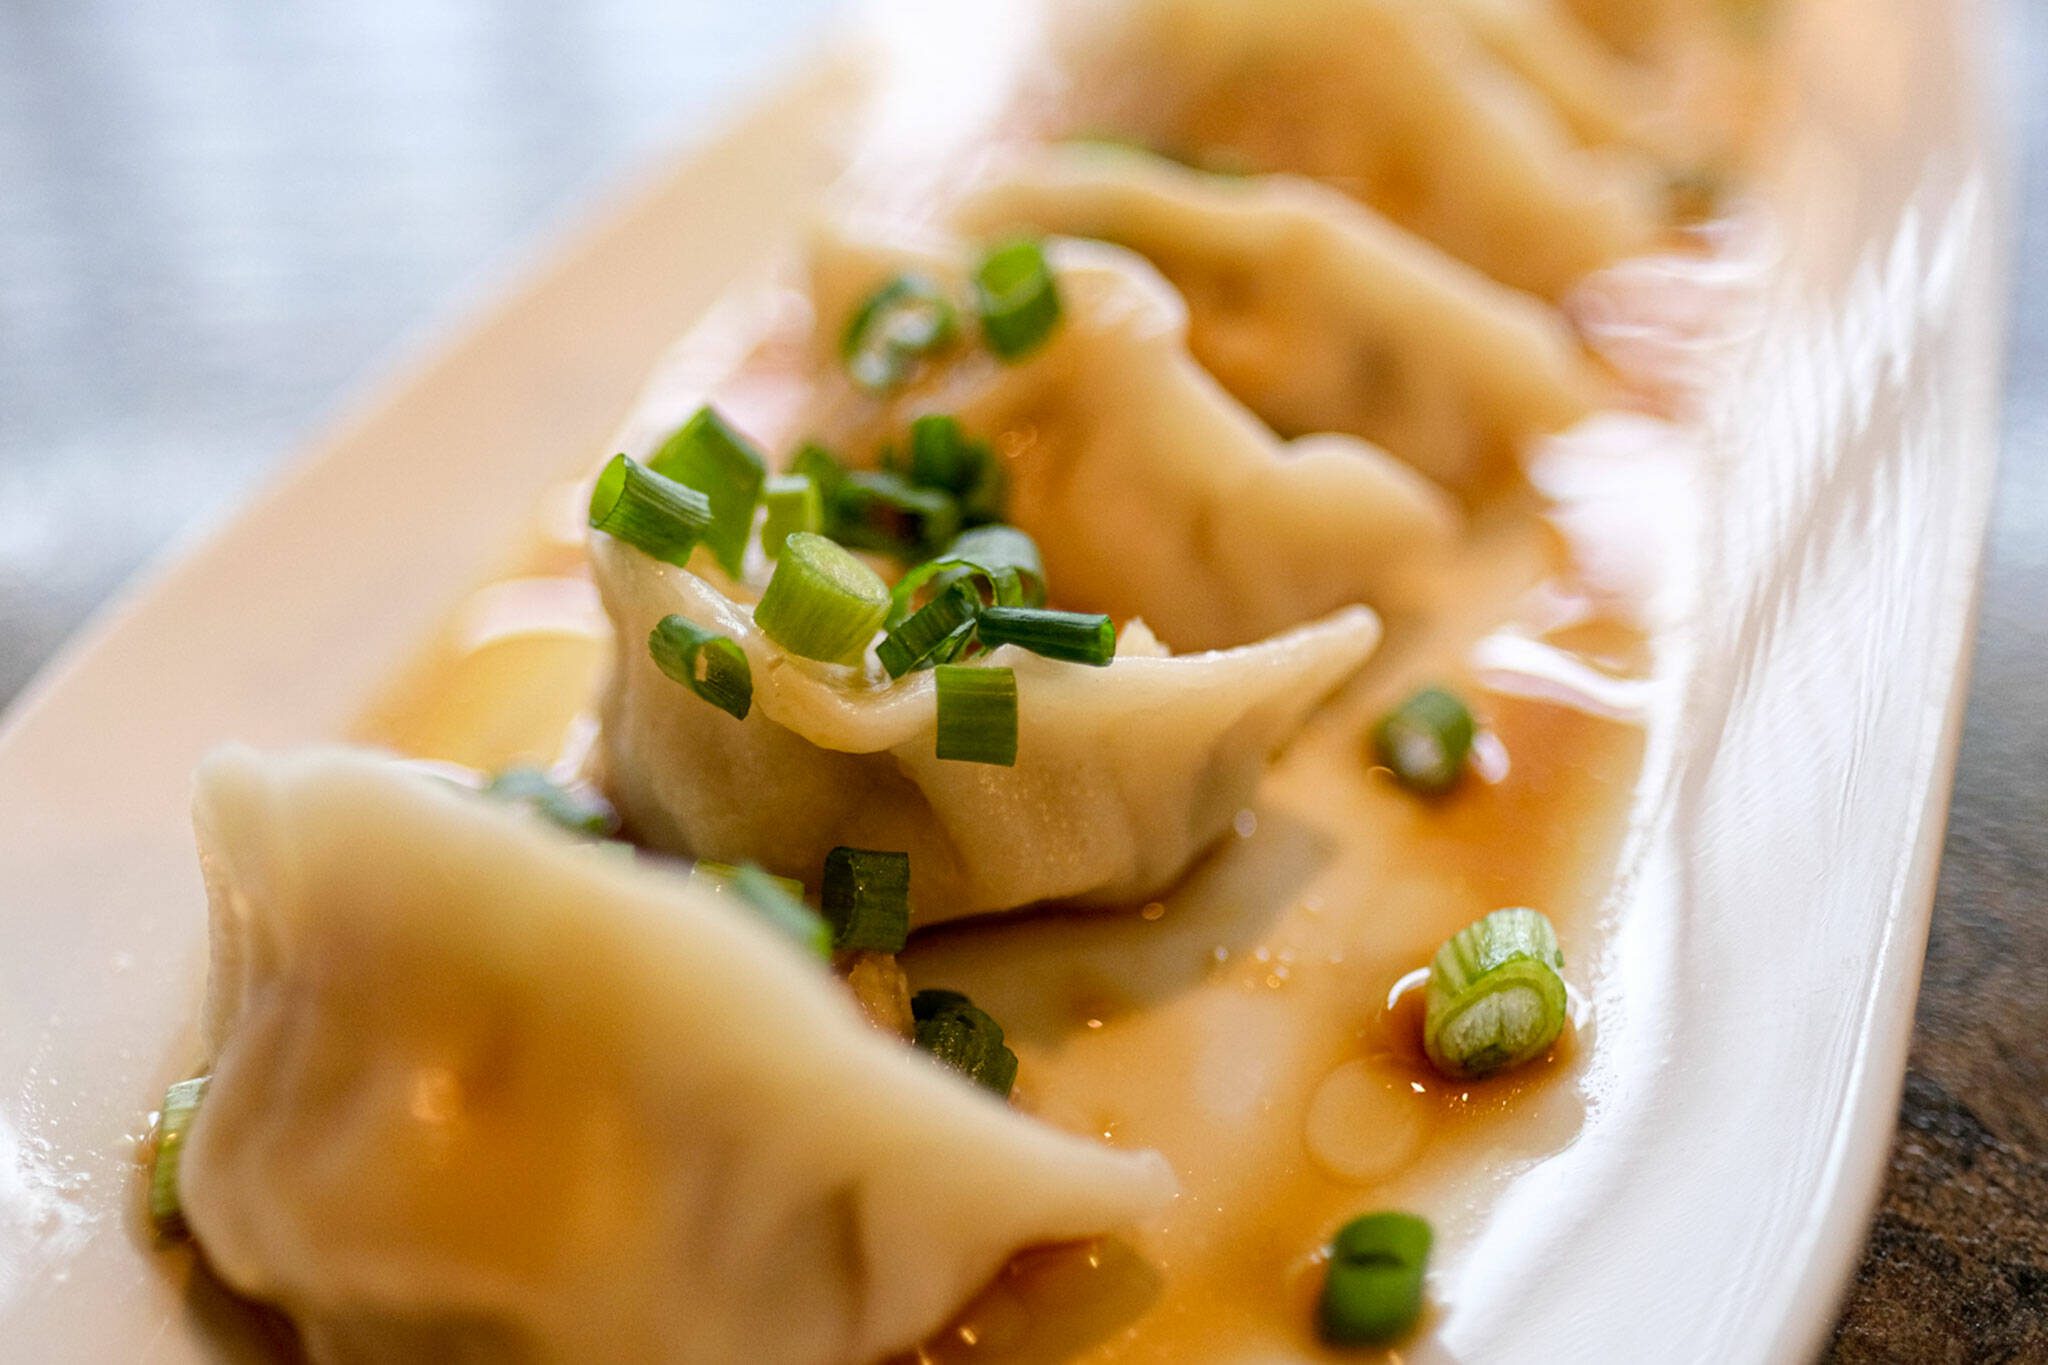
[1439,0,1673,152]
[952,144,1595,491]
[799,225,1458,651]
[181,746,1176,1363]
[1053,0,1664,297]
[593,534,1380,924]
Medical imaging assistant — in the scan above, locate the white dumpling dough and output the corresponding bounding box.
[799,225,1458,649]
[953,144,1595,490]
[1053,0,1663,296]
[593,535,1380,924]
[181,746,1175,1364]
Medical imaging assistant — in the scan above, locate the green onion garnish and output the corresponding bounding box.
[889,523,1048,625]
[1318,1211,1432,1346]
[148,1075,209,1236]
[790,442,849,512]
[833,470,962,559]
[587,453,713,567]
[877,581,981,678]
[1372,687,1476,795]
[760,474,822,558]
[693,860,805,901]
[1423,907,1568,1079]
[935,664,1017,766]
[725,863,832,958]
[753,531,892,664]
[911,989,1019,1096]
[647,406,768,577]
[973,238,1062,361]
[841,273,959,393]
[484,767,621,838]
[822,846,911,953]
[648,615,753,720]
[905,414,1004,524]
[975,606,1114,666]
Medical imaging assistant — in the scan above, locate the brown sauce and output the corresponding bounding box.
[352,442,1661,1360]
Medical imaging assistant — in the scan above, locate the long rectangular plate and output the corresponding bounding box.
[0,0,2006,1359]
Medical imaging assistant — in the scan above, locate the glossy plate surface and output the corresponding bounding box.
[0,0,2007,1360]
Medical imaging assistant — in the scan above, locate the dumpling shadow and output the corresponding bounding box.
[900,804,1337,1051]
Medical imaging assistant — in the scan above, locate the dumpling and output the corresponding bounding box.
[952,143,1596,491]
[797,224,1459,648]
[180,746,1175,1363]
[1436,0,1674,153]
[592,532,1379,925]
[1051,0,1664,296]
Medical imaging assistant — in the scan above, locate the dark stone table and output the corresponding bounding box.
[0,3,2038,1358]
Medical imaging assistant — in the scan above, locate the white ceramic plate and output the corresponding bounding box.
[0,1,2007,1360]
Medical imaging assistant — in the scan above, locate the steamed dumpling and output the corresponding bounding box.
[953,144,1595,490]
[592,534,1379,924]
[181,746,1175,1363]
[1439,0,1674,152]
[800,225,1459,649]
[1053,0,1664,296]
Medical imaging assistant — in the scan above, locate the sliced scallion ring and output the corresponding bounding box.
[753,532,891,665]
[723,863,832,958]
[1422,907,1568,1079]
[1317,1211,1432,1346]
[760,474,822,558]
[484,767,621,838]
[832,470,962,559]
[1372,687,1476,795]
[975,606,1114,666]
[647,406,768,577]
[973,238,1062,361]
[822,846,911,954]
[148,1075,209,1236]
[889,523,1048,625]
[877,580,981,679]
[692,860,805,902]
[911,989,1018,1096]
[587,453,713,567]
[904,413,1004,523]
[841,273,958,393]
[648,615,753,720]
[935,664,1017,766]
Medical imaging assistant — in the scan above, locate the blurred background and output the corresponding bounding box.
[0,1,2039,1358]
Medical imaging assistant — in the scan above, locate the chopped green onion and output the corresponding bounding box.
[760,474,822,558]
[484,767,621,837]
[692,860,805,902]
[647,406,768,577]
[935,664,1017,766]
[841,273,959,393]
[975,606,1114,666]
[790,442,850,511]
[832,470,962,558]
[793,443,956,561]
[911,989,1018,1096]
[588,453,713,567]
[1372,687,1476,795]
[1318,1212,1432,1346]
[148,1075,209,1236]
[1423,908,1568,1079]
[822,847,911,953]
[905,414,1004,524]
[877,581,981,678]
[974,238,1062,361]
[723,863,832,958]
[753,532,892,664]
[889,523,1048,624]
[648,615,753,720]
